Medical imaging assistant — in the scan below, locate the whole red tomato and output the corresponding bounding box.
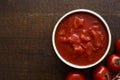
[93,66,111,80]
[115,39,120,56]
[66,71,85,80]
[107,54,120,72]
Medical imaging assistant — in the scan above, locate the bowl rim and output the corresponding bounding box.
[52,9,111,69]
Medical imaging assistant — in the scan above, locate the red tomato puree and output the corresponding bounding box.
[55,12,108,66]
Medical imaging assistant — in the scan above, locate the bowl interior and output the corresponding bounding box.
[52,9,111,69]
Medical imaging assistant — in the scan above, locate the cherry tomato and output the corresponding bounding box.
[93,66,111,80]
[115,39,120,56]
[107,54,120,72]
[66,71,85,80]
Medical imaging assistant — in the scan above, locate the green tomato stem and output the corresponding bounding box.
[115,59,120,65]
[105,73,110,80]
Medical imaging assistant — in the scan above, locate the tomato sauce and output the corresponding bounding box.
[55,12,108,66]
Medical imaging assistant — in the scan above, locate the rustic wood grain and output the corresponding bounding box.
[0,0,120,80]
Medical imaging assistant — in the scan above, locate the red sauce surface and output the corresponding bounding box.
[55,12,108,66]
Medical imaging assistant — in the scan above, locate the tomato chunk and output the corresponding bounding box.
[73,44,85,55]
[80,33,91,42]
[68,33,80,44]
[60,36,68,42]
[58,29,66,36]
[73,16,84,28]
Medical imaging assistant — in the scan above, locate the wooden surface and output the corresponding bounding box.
[0,0,120,80]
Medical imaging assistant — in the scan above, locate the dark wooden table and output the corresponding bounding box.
[0,0,120,80]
